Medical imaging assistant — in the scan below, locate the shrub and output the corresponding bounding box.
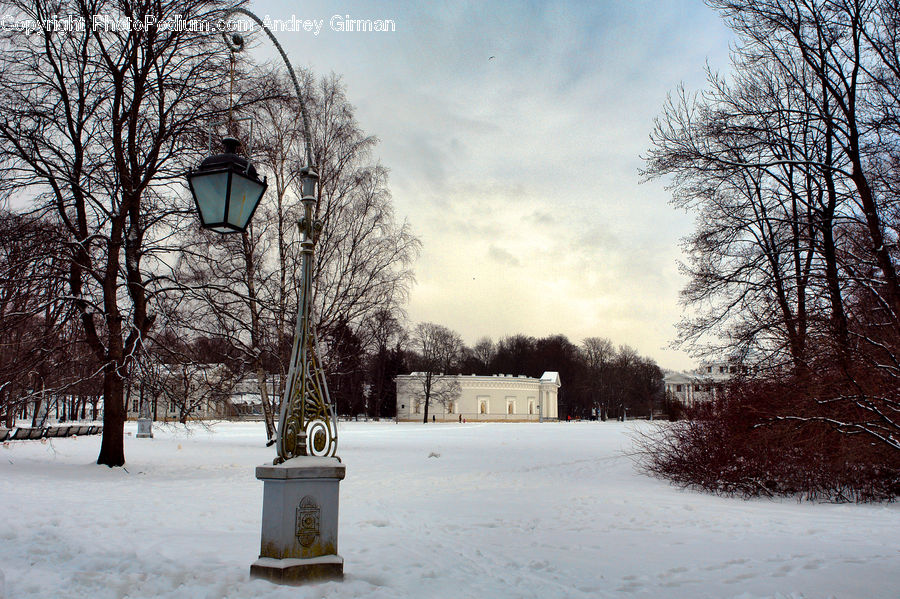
[636,378,900,502]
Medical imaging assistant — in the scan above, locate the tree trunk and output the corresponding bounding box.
[422,373,431,424]
[850,164,900,320]
[257,367,276,442]
[30,398,39,427]
[97,366,125,467]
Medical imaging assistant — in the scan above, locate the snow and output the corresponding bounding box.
[1,421,897,599]
[540,371,560,384]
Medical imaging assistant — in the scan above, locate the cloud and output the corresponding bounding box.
[262,0,735,370]
[487,244,520,267]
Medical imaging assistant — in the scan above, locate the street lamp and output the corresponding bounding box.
[187,137,267,234]
[185,7,344,585]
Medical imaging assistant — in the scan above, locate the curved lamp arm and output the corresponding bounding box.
[226,7,315,168]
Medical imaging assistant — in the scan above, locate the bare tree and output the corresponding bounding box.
[707,0,900,323]
[172,68,419,439]
[146,361,236,424]
[581,337,614,420]
[304,73,421,346]
[0,0,235,466]
[408,322,463,423]
[643,0,900,477]
[471,337,496,372]
[0,210,83,426]
[643,51,840,370]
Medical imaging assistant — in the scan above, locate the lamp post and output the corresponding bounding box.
[186,8,344,584]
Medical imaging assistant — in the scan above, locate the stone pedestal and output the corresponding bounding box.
[136,418,153,438]
[250,456,346,584]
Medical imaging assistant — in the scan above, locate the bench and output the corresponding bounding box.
[46,425,72,438]
[10,427,46,440]
[4,424,103,441]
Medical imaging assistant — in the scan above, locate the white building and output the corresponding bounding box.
[395,372,560,422]
[663,359,749,407]
[126,372,283,421]
[225,374,283,420]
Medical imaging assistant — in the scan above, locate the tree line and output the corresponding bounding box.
[0,217,665,429]
[380,322,664,424]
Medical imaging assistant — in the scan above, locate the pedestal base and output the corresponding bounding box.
[250,456,346,585]
[136,418,153,438]
[250,555,344,584]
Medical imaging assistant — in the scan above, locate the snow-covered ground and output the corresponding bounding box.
[0,421,897,599]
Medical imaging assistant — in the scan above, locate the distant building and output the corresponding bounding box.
[664,358,750,407]
[125,368,281,422]
[226,375,283,420]
[395,372,560,422]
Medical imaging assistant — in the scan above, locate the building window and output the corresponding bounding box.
[695,385,703,392]
[132,400,139,413]
[529,402,534,415]
[448,402,454,414]
[508,402,514,415]
[707,366,712,373]
[169,400,177,413]
[676,384,682,393]
[480,402,486,414]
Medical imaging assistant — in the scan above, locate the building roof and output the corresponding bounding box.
[230,393,262,405]
[397,372,562,388]
[540,371,560,386]
[663,371,695,384]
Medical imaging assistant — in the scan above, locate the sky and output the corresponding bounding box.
[240,0,736,371]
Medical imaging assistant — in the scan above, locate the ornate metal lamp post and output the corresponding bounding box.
[186,7,344,584]
[186,12,338,461]
[276,164,340,459]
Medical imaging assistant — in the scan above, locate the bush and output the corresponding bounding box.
[636,378,900,502]
[663,395,686,421]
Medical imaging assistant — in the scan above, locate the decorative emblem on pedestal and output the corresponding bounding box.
[296,496,321,547]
